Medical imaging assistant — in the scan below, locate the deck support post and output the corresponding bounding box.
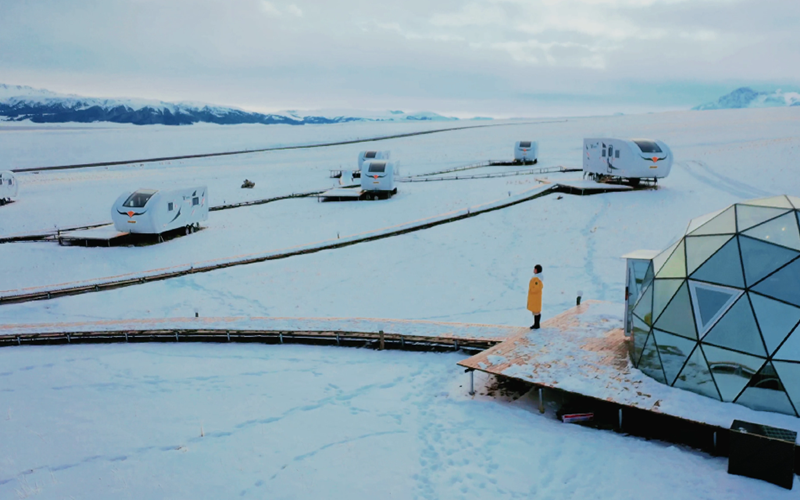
[17,336,21,346]
[538,388,544,414]
[713,431,717,452]
[336,333,340,346]
[67,333,70,343]
[469,370,475,396]
[175,331,179,342]
[400,335,405,349]
[227,331,231,342]
[279,333,283,344]
[125,331,128,343]
[379,330,384,351]
[618,409,623,430]
[454,340,459,351]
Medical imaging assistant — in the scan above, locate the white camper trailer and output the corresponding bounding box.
[514,141,538,163]
[358,151,390,170]
[111,186,209,235]
[0,171,18,205]
[583,138,672,184]
[360,161,396,199]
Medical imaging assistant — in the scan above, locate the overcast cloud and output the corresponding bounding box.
[1,0,798,116]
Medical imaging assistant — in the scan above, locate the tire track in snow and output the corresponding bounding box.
[678,160,771,199]
[0,371,411,489]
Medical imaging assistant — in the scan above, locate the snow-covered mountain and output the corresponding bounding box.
[693,87,800,110]
[0,84,463,126]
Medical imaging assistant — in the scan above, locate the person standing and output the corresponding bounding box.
[527,265,544,329]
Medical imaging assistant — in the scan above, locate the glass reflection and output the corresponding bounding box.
[703,344,764,401]
[735,362,797,416]
[674,347,720,400]
[639,334,666,384]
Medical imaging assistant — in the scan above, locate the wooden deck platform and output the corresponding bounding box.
[58,225,129,246]
[459,301,800,435]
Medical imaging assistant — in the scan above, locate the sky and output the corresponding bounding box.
[1,0,799,117]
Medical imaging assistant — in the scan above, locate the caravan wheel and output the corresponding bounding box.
[185,226,191,235]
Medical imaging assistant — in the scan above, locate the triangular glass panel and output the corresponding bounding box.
[773,325,800,362]
[749,292,800,356]
[656,240,686,278]
[702,344,764,402]
[734,362,797,416]
[686,207,726,234]
[653,329,697,386]
[633,283,654,326]
[652,279,683,324]
[739,235,799,287]
[689,206,737,236]
[654,281,697,339]
[652,240,680,276]
[735,204,788,231]
[743,212,800,251]
[690,237,744,288]
[789,197,800,210]
[628,259,653,302]
[741,195,794,209]
[638,332,667,384]
[685,235,732,275]
[632,315,651,366]
[751,257,800,307]
[702,295,767,356]
[673,346,721,400]
[689,280,741,336]
[772,361,800,415]
[643,261,654,290]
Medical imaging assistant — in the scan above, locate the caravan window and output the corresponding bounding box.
[633,140,662,153]
[123,190,157,208]
[602,149,606,157]
[519,141,531,148]
[192,197,199,206]
[168,202,174,211]
[615,150,620,158]
[365,151,377,159]
[367,162,386,173]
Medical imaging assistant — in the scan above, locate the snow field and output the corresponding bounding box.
[0,343,794,499]
[1,107,800,499]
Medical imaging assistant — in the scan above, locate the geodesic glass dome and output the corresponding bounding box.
[628,195,800,417]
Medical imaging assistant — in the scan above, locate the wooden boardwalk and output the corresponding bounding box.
[0,316,520,352]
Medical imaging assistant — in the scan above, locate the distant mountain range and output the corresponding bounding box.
[0,84,465,126]
[694,87,800,110]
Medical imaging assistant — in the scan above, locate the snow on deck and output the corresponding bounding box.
[319,187,365,198]
[0,316,522,341]
[58,224,128,241]
[459,300,800,434]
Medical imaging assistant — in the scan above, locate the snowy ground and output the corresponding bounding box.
[1,107,800,497]
[3,108,799,324]
[1,344,794,500]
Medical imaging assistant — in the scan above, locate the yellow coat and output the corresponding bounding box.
[527,275,543,314]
